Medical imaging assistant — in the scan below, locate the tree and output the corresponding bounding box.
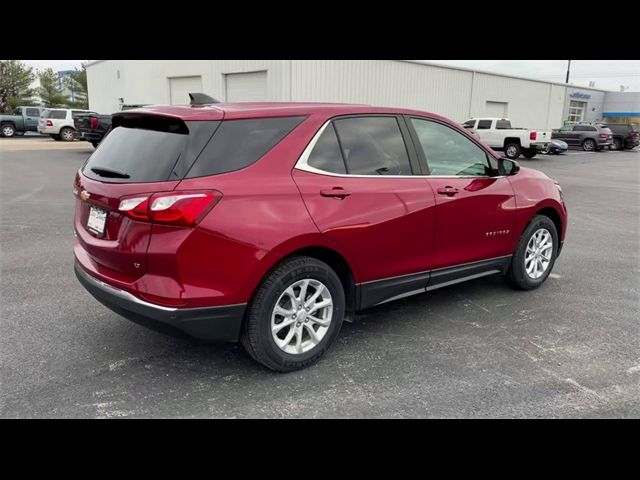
[38,68,68,108]
[64,62,89,109]
[0,60,37,112]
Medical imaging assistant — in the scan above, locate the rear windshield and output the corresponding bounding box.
[43,110,67,119]
[82,115,305,183]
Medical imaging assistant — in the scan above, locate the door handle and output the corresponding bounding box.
[320,187,351,199]
[436,186,459,196]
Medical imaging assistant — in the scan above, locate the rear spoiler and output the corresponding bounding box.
[189,93,220,106]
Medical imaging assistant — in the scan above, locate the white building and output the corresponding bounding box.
[86,60,638,128]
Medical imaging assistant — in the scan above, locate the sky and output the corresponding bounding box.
[20,60,640,92]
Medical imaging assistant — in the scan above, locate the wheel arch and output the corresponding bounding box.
[253,240,358,319]
[503,137,522,148]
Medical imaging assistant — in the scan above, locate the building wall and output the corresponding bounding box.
[87,60,289,113]
[602,92,640,125]
[88,60,616,131]
[562,87,606,124]
[289,60,473,122]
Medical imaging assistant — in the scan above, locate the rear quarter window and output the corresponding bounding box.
[46,110,67,119]
[185,116,306,178]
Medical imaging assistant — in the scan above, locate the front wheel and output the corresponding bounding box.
[241,256,345,372]
[1,124,16,137]
[522,148,537,159]
[50,134,62,141]
[60,127,74,142]
[504,215,558,290]
[504,142,522,159]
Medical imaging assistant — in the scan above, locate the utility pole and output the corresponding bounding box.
[565,60,571,84]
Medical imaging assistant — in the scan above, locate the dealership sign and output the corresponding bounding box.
[570,91,591,100]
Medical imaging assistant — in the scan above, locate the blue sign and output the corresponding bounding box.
[570,91,591,100]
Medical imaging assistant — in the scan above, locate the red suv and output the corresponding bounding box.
[74,101,568,371]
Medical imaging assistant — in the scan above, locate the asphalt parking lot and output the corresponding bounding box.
[1,137,639,418]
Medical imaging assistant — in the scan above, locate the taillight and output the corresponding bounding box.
[599,133,608,138]
[46,120,53,127]
[118,191,221,227]
[530,131,537,141]
[89,117,99,129]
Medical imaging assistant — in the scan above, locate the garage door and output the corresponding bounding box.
[485,101,508,117]
[225,71,267,102]
[169,76,203,105]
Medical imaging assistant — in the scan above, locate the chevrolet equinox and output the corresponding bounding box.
[73,101,568,371]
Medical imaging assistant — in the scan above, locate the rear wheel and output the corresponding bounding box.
[612,138,622,150]
[504,142,521,159]
[50,134,61,141]
[522,148,537,159]
[582,138,596,151]
[14,131,25,136]
[1,124,16,137]
[60,127,74,142]
[241,256,345,372]
[505,215,558,290]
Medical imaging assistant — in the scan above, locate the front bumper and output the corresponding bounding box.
[74,261,246,342]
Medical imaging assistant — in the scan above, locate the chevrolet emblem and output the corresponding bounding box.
[80,190,90,201]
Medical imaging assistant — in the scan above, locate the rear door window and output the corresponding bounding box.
[332,116,412,175]
[306,124,347,174]
[495,119,511,129]
[26,108,40,117]
[186,116,305,178]
[477,120,492,129]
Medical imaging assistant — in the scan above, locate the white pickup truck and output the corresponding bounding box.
[462,118,551,160]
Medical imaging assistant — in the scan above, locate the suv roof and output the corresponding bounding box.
[117,102,449,122]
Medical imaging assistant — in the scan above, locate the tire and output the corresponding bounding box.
[14,131,25,136]
[60,127,74,142]
[241,256,345,372]
[1,124,16,137]
[504,142,521,159]
[582,138,596,151]
[50,134,61,141]
[612,138,622,151]
[522,148,537,159]
[504,215,558,290]
[91,141,99,148]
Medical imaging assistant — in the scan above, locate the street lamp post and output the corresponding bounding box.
[565,60,571,84]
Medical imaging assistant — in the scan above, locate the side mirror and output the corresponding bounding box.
[498,157,520,176]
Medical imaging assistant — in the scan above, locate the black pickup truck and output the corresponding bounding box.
[73,113,112,147]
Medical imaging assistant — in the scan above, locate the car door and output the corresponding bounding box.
[553,127,573,145]
[292,115,437,305]
[24,107,41,131]
[406,116,517,276]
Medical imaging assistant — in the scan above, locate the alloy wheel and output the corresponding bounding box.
[524,228,553,279]
[271,278,333,355]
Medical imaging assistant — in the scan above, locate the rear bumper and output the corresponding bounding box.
[74,261,246,342]
[74,131,101,142]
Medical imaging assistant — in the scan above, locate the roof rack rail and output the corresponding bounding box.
[189,93,220,106]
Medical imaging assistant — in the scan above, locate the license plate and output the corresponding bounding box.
[87,206,107,236]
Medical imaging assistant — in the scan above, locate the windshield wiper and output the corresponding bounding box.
[90,166,130,179]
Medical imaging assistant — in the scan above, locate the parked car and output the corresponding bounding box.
[551,124,613,151]
[462,118,551,160]
[73,113,112,148]
[0,106,43,137]
[602,123,639,150]
[546,139,568,155]
[38,108,95,141]
[73,101,568,372]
